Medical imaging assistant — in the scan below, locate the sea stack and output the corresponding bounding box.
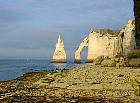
[51,35,67,63]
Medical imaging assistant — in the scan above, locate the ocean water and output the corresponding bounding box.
[0,59,83,81]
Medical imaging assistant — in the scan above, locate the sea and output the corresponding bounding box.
[0,59,84,81]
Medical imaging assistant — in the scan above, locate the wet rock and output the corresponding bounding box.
[117,57,129,67]
[93,56,104,65]
[101,58,116,67]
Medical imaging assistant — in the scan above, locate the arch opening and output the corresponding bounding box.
[74,36,89,63]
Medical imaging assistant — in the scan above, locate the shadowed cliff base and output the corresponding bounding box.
[134,0,140,48]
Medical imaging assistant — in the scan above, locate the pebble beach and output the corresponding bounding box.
[0,64,140,102]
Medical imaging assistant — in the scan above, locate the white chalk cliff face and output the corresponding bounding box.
[52,35,67,63]
[87,30,119,61]
[121,20,136,55]
[75,20,136,63]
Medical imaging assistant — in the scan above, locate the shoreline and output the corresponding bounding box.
[0,59,82,82]
[0,64,140,102]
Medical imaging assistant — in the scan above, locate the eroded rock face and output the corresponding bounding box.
[75,20,136,63]
[51,35,67,63]
[119,20,136,56]
[134,0,140,48]
[87,29,119,61]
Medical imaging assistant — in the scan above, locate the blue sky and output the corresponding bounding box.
[0,0,134,59]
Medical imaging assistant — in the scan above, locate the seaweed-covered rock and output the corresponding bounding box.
[129,58,140,67]
[101,59,116,67]
[118,57,129,67]
[93,56,104,65]
[93,56,131,67]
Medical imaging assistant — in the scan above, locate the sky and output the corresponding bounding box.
[0,0,134,59]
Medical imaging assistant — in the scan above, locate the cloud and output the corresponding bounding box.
[0,6,23,25]
[0,0,134,59]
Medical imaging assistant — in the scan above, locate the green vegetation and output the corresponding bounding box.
[93,29,120,36]
[42,77,55,83]
[93,56,104,65]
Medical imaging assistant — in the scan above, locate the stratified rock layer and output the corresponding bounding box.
[51,35,67,63]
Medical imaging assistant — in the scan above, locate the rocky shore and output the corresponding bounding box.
[0,64,140,102]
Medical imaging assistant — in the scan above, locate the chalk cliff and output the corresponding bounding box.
[87,29,119,62]
[119,20,136,56]
[75,20,136,63]
[51,35,67,63]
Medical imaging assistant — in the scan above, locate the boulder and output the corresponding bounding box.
[93,56,104,65]
[101,58,116,67]
[118,57,129,67]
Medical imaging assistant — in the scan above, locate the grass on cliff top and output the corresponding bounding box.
[93,29,120,36]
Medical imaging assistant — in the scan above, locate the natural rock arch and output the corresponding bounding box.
[74,1,140,63]
[74,36,89,63]
[75,20,135,63]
